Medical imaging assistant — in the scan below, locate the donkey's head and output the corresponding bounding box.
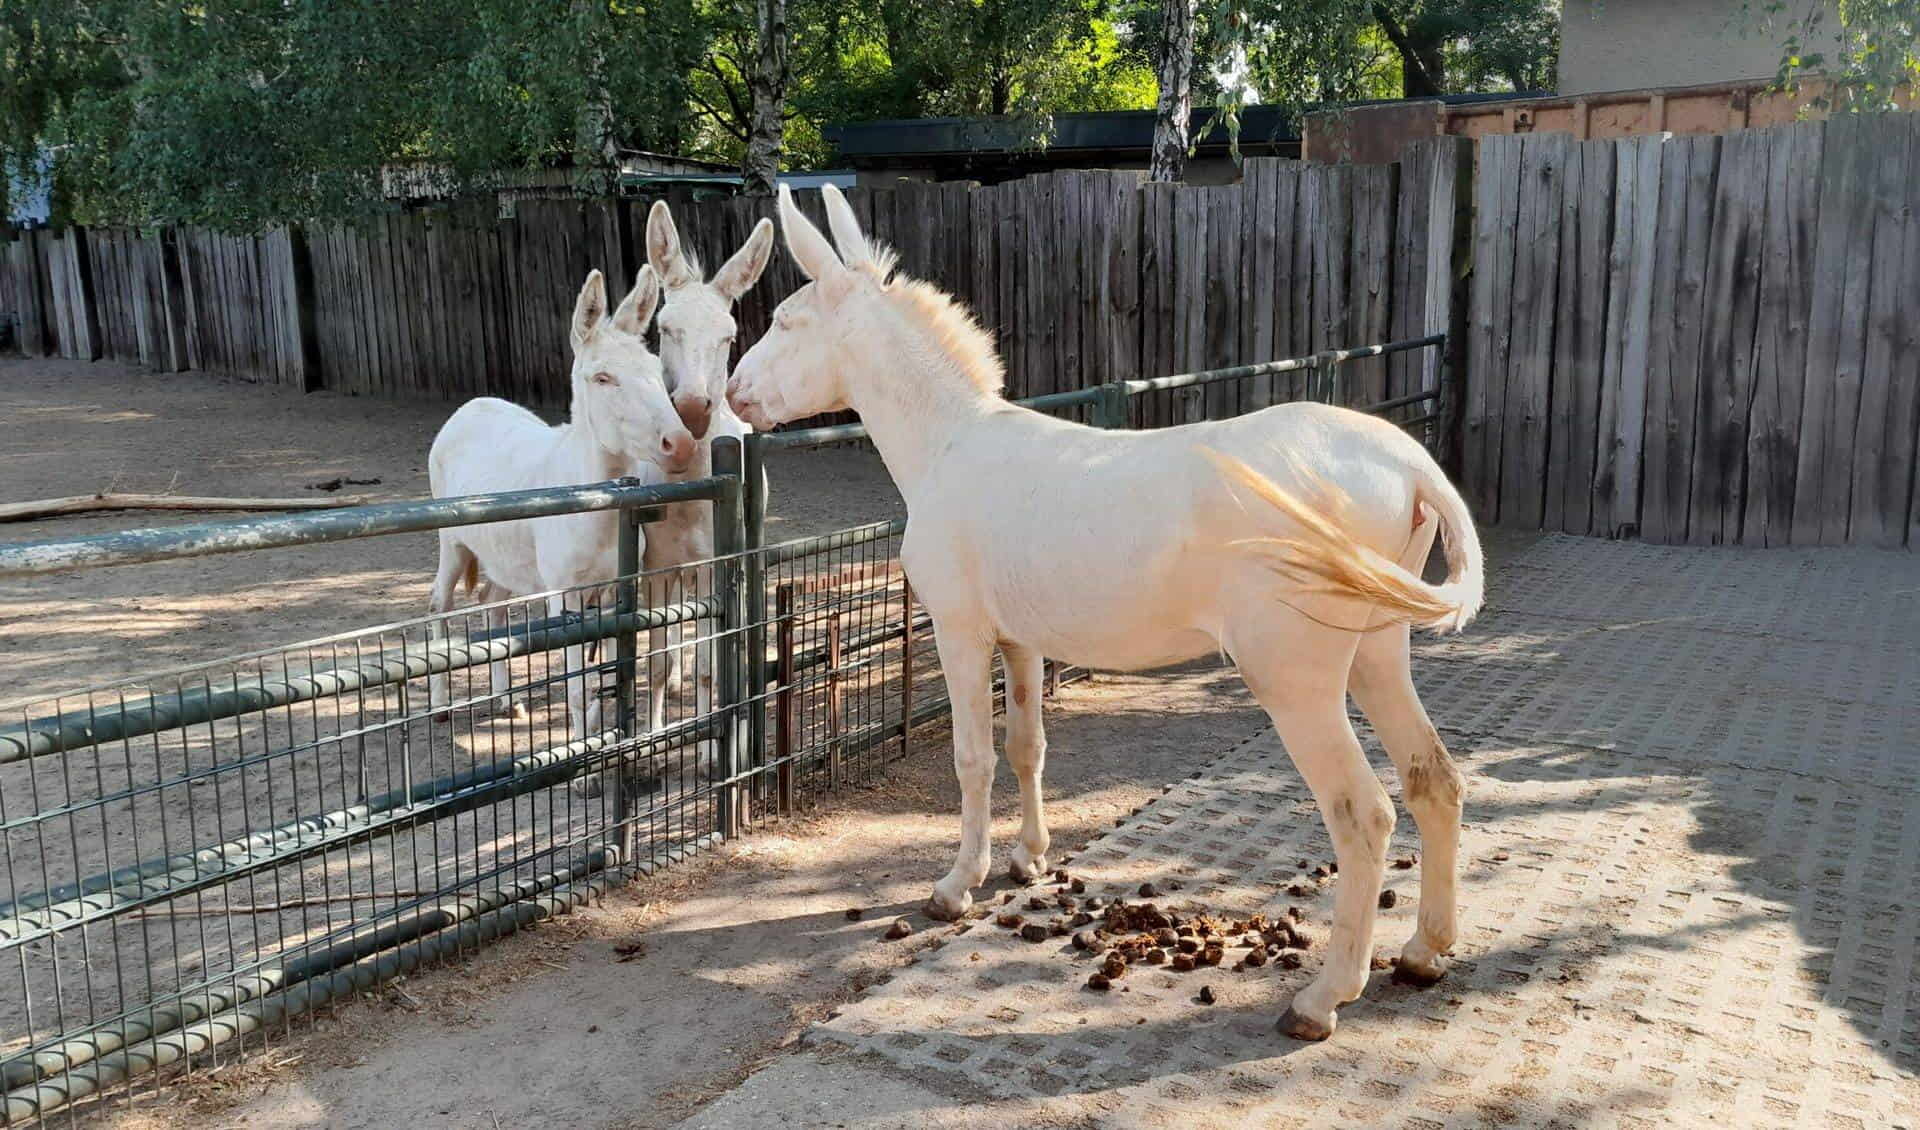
[646,201,775,438]
[727,185,890,428]
[569,267,695,473]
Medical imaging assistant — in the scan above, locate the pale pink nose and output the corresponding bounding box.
[661,430,695,472]
[674,393,712,439]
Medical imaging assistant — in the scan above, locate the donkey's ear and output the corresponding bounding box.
[570,270,609,351]
[778,185,847,288]
[610,266,661,336]
[646,200,696,289]
[712,218,774,303]
[821,184,871,269]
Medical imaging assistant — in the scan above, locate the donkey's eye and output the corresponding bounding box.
[591,371,616,386]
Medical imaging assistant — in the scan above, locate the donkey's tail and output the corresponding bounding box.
[1206,449,1484,634]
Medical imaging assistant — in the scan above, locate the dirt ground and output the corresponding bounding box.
[0,358,1533,1129]
[0,358,902,706]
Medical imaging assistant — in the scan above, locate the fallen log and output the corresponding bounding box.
[0,493,374,524]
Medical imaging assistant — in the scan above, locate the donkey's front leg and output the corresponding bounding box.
[926,627,999,921]
[999,642,1050,883]
[552,592,597,740]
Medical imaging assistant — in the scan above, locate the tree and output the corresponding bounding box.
[1149,0,1197,181]
[1,0,704,231]
[1759,0,1919,111]
[743,0,789,194]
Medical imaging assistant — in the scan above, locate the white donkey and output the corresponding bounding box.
[427,268,693,741]
[629,201,775,736]
[726,186,1485,1041]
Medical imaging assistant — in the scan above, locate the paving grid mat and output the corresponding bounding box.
[808,536,1920,1129]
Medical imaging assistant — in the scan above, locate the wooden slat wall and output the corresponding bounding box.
[6,149,1457,443]
[1469,115,1920,547]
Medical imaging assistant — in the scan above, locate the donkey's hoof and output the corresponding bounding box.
[571,772,607,800]
[924,891,972,922]
[1391,953,1449,987]
[1007,853,1047,885]
[1277,1004,1335,1042]
[495,700,530,721]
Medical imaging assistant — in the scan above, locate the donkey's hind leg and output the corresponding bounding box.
[1229,613,1388,1041]
[479,585,530,721]
[427,537,474,719]
[999,641,1050,883]
[1349,621,1462,986]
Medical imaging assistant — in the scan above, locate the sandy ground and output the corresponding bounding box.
[0,358,902,706]
[0,357,1533,1129]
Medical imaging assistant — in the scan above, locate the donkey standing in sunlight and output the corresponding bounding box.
[427,268,693,741]
[628,200,775,737]
[726,186,1485,1041]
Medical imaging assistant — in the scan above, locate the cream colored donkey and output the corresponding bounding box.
[727,186,1484,1040]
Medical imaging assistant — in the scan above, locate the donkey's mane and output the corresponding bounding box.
[876,261,1006,397]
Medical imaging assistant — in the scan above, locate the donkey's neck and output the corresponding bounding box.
[842,303,1000,502]
[560,393,627,482]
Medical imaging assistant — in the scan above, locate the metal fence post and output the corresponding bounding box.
[1091,381,1129,430]
[710,436,747,838]
[742,433,769,807]
[611,498,643,864]
[775,581,796,815]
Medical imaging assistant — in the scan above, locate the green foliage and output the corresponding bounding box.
[1755,0,1918,111]
[2,0,703,231]
[686,0,1156,167]
[2,0,1559,226]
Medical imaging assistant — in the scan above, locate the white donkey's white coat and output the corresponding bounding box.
[726,185,1486,1041]
[426,268,690,740]
[628,201,775,734]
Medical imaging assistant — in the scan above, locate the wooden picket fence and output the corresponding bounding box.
[1,145,1468,431]
[1467,114,1920,548]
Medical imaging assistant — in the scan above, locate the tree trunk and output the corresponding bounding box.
[573,0,621,196]
[1372,4,1447,98]
[1149,0,1195,183]
[743,0,790,197]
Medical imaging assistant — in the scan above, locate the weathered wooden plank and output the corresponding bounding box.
[995,183,1023,399]
[1106,172,1143,401]
[8,237,43,356]
[1349,162,1395,407]
[1465,136,1520,521]
[1239,160,1274,404]
[968,185,997,363]
[1267,163,1301,400]
[1387,144,1428,406]
[1845,113,1918,546]
[1542,141,1583,534]
[1498,133,1568,529]
[1690,129,1769,544]
[1594,136,1661,536]
[1637,139,1688,542]
[1171,184,1208,422]
[1742,123,1823,545]
[1027,175,1057,399]
[1057,173,1086,403]
[1419,140,1473,464]
[1557,140,1615,535]
[1792,116,1872,544]
[1203,184,1241,420]
[1138,181,1174,421]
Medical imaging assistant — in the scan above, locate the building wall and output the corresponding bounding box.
[1558,0,1836,95]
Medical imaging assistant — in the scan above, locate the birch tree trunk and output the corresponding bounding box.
[743,0,789,197]
[1148,0,1195,183]
[573,0,621,197]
